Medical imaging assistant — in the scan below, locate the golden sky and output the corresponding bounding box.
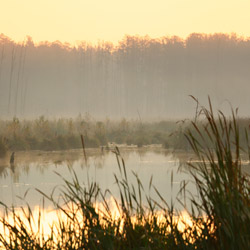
[1,0,249,45]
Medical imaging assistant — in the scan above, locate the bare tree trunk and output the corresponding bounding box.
[0,44,5,82]
[8,45,16,115]
[20,44,27,115]
[14,43,25,116]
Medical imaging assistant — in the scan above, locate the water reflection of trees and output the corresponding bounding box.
[0,148,180,181]
[5,148,248,183]
[0,149,109,180]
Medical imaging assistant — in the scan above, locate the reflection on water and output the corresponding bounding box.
[0,148,249,210]
[0,148,195,209]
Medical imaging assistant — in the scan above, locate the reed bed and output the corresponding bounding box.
[0,100,249,249]
[0,112,250,155]
[0,116,176,154]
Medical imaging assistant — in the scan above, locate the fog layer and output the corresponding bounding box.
[0,33,249,119]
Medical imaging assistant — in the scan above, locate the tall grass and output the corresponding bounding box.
[0,100,249,249]
[185,98,250,249]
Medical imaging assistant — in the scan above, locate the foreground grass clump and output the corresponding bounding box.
[186,99,250,249]
[0,100,249,249]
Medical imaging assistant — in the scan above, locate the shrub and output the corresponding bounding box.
[0,137,7,158]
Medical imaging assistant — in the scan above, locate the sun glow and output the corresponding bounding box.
[1,0,250,45]
[0,198,207,247]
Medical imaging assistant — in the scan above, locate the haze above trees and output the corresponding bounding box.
[0,33,249,119]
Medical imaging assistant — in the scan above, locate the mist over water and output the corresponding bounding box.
[0,149,193,210]
[0,33,250,119]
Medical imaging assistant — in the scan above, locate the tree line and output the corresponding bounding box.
[0,33,250,119]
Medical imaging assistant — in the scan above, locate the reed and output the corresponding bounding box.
[185,97,250,249]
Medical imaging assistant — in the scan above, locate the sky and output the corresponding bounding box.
[0,0,250,45]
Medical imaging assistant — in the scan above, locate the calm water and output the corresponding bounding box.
[1,148,249,211]
[0,148,196,210]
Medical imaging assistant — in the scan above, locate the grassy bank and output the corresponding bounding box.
[0,116,176,154]
[1,113,250,156]
[0,100,249,249]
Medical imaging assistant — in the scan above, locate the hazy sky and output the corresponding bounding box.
[1,0,250,44]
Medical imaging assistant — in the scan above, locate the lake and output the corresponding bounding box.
[0,148,249,211]
[0,148,198,210]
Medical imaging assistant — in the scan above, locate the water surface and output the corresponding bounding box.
[0,148,196,209]
[1,148,249,211]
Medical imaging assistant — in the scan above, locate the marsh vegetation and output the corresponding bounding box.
[1,114,250,157]
[0,102,249,249]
